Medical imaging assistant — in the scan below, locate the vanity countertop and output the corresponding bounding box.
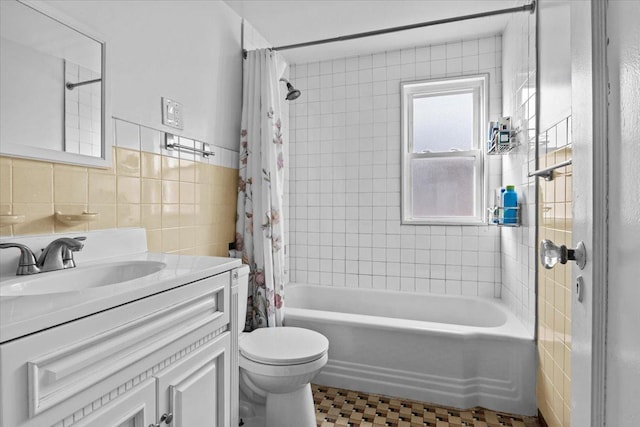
[0,229,242,343]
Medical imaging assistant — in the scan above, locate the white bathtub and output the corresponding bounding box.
[284,284,536,416]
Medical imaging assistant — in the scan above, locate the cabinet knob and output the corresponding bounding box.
[160,412,173,424]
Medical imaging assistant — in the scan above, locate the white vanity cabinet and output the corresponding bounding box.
[0,270,236,427]
[70,379,157,427]
[155,333,230,426]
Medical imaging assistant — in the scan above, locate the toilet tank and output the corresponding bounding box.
[235,265,250,331]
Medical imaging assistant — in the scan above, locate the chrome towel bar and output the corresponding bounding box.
[528,159,572,181]
[165,134,213,158]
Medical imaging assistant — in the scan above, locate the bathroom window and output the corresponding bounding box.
[401,75,488,225]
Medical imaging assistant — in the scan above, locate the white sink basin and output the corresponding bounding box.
[0,261,166,297]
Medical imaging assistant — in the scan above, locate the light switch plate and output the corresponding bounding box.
[162,97,184,130]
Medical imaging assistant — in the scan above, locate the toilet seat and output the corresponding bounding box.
[239,327,328,366]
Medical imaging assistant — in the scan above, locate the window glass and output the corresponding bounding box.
[412,92,474,153]
[411,157,476,217]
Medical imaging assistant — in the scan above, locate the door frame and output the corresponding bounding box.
[570,0,608,425]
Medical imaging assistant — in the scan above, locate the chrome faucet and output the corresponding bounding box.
[0,237,85,275]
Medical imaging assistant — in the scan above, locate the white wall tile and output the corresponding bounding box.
[288,35,504,299]
[501,13,536,333]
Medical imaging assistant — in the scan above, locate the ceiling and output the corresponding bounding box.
[224,0,529,64]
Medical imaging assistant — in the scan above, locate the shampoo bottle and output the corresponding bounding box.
[503,185,518,224]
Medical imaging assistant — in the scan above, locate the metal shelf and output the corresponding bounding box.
[488,206,520,227]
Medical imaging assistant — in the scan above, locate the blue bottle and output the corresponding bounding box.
[503,185,518,225]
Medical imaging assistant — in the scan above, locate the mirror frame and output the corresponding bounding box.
[0,0,112,168]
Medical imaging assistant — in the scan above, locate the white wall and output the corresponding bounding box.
[288,36,503,297]
[605,0,640,424]
[51,0,243,151]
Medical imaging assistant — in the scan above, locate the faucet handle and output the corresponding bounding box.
[62,237,85,268]
[38,237,86,272]
[0,243,40,275]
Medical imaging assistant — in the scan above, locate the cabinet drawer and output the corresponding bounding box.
[0,272,230,427]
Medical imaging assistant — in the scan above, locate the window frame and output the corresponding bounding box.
[401,74,489,225]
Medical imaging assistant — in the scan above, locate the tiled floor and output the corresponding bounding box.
[313,384,540,427]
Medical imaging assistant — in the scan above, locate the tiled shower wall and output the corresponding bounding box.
[501,12,537,332]
[0,118,239,256]
[288,36,504,296]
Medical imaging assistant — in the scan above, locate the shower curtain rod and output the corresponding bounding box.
[261,1,535,53]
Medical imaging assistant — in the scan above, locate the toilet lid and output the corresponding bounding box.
[239,327,329,366]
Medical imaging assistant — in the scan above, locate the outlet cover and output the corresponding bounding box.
[161,97,184,130]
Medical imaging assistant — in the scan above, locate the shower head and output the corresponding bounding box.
[280,78,301,101]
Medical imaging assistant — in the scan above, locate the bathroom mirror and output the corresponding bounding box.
[0,0,111,168]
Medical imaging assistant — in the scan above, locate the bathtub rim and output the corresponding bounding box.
[284,283,534,342]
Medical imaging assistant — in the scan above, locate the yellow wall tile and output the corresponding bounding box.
[12,159,53,204]
[180,204,195,227]
[88,172,117,205]
[141,152,162,179]
[147,229,162,252]
[162,228,180,252]
[141,179,162,204]
[162,156,180,181]
[180,159,195,182]
[141,204,162,230]
[54,167,88,205]
[195,226,214,246]
[0,158,12,204]
[0,225,12,237]
[12,203,54,235]
[88,204,117,230]
[179,226,196,250]
[195,162,211,184]
[162,180,180,204]
[117,204,141,228]
[116,148,141,177]
[162,204,180,228]
[0,125,238,261]
[117,176,140,204]
[180,182,195,204]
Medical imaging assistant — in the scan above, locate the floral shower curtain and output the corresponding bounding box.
[235,49,285,330]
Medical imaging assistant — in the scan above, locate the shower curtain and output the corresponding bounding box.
[235,49,286,330]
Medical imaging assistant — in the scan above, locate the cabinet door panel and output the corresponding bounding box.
[73,379,156,427]
[171,361,217,425]
[156,333,230,427]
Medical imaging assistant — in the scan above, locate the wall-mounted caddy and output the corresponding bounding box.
[488,185,520,227]
[488,205,521,227]
[487,117,520,154]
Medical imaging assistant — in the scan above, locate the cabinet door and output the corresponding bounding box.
[156,333,230,427]
[73,379,156,427]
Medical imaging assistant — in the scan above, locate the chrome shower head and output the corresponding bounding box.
[280,78,301,101]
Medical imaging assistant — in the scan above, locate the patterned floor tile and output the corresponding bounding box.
[313,384,540,427]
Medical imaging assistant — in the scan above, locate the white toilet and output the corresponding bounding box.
[236,267,329,427]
